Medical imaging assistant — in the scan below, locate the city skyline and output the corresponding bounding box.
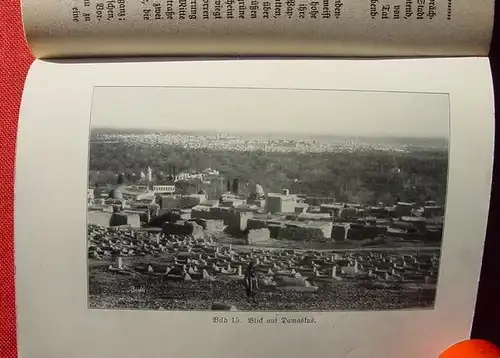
[91,127,449,141]
[91,87,449,138]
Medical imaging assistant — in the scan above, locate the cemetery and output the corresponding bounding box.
[88,224,440,311]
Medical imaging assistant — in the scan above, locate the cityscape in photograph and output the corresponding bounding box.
[87,129,447,311]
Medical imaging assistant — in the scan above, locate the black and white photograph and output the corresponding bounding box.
[87,86,449,312]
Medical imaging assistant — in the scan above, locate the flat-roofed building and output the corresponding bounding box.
[297,212,332,221]
[339,207,358,219]
[423,205,444,218]
[331,224,350,241]
[87,211,113,227]
[278,221,333,240]
[319,203,343,216]
[395,202,414,218]
[87,210,141,228]
[153,185,176,194]
[304,196,336,206]
[179,194,206,209]
[266,190,297,213]
[294,203,309,214]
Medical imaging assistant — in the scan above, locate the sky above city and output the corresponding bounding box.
[91,86,449,138]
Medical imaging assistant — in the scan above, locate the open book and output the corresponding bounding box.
[15,1,495,357]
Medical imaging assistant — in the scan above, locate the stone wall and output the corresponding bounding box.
[162,220,204,239]
[125,213,141,228]
[278,222,333,240]
[331,224,350,241]
[268,225,283,239]
[346,224,384,240]
[194,207,254,232]
[245,228,271,244]
[198,219,226,232]
[247,218,269,230]
[123,210,148,224]
[87,211,113,227]
[110,213,128,227]
[191,207,214,220]
[88,210,142,228]
[209,207,232,221]
[225,211,253,232]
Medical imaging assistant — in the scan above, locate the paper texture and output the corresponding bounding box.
[15,58,493,358]
[22,0,494,58]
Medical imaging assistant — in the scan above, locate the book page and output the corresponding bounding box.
[22,0,493,58]
[15,58,493,358]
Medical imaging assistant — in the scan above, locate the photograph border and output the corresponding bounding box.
[86,85,451,313]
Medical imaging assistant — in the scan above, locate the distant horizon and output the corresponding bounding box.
[90,126,449,141]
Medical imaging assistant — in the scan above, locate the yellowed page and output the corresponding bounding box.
[22,0,493,58]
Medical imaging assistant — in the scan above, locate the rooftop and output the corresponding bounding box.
[401,216,426,222]
[284,220,332,229]
[192,205,210,211]
[397,202,415,206]
[267,193,297,199]
[122,209,147,215]
[320,203,344,209]
[199,200,219,207]
[88,204,112,211]
[298,213,332,219]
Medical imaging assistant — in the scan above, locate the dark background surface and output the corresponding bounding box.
[472,0,500,346]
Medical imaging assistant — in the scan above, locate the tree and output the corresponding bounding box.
[232,178,239,194]
[116,173,124,185]
[89,132,448,205]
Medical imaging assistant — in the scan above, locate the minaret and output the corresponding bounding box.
[147,167,153,191]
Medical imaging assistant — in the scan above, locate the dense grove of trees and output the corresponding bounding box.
[89,141,448,205]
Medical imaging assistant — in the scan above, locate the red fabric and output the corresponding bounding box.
[0,1,498,356]
[0,1,34,358]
